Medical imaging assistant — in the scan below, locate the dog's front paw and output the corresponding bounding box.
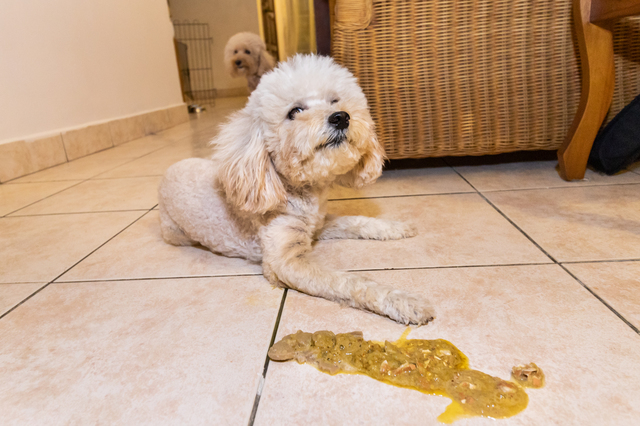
[378,221,418,240]
[382,290,434,325]
[399,222,418,239]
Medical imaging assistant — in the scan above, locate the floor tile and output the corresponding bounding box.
[12,176,161,215]
[0,211,144,283]
[10,155,134,183]
[0,181,81,216]
[59,211,261,282]
[93,147,204,179]
[155,141,213,158]
[565,261,640,329]
[328,165,474,200]
[311,194,551,270]
[212,96,248,111]
[0,277,282,425]
[256,265,640,425]
[0,283,44,316]
[150,124,191,143]
[486,185,640,262]
[452,160,640,192]
[87,134,171,160]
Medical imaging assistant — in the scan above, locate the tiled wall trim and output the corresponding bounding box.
[0,105,188,183]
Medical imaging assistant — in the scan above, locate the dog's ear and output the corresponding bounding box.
[212,110,287,214]
[336,123,386,188]
[257,49,276,77]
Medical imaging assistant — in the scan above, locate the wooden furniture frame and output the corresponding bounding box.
[558,0,640,180]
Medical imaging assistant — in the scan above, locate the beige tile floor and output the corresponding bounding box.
[1,97,639,425]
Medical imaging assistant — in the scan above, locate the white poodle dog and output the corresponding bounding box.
[224,32,276,92]
[158,55,434,325]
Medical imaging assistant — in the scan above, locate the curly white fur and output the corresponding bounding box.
[158,55,434,325]
[224,32,275,92]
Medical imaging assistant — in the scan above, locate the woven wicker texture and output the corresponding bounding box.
[332,0,640,158]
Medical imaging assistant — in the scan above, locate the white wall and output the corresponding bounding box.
[0,0,184,145]
[168,0,261,94]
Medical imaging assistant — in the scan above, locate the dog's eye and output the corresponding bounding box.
[234,50,238,54]
[245,49,251,55]
[331,99,339,104]
[287,107,304,120]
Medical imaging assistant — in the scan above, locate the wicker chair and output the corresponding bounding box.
[331,0,640,170]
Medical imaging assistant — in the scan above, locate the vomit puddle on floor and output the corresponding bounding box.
[268,328,544,423]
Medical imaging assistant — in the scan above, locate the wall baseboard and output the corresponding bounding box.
[0,104,189,183]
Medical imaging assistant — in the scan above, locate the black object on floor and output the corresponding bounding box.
[589,93,640,175]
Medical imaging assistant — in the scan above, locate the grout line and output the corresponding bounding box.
[476,193,559,262]
[54,272,263,284]
[559,264,640,335]
[3,140,169,184]
[80,175,165,181]
[0,208,154,322]
[7,209,152,218]
[52,264,561,284]
[86,149,173,180]
[561,258,640,265]
[443,161,559,263]
[248,288,288,426]
[479,196,640,335]
[346,262,555,273]
[444,158,640,335]
[477,181,640,193]
[0,283,49,315]
[327,190,475,202]
[1,147,168,214]
[2,180,88,217]
[2,179,80,185]
[90,175,164,180]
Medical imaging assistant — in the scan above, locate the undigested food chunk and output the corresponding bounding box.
[511,363,545,388]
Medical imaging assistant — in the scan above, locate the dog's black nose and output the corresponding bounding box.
[235,60,242,66]
[328,111,350,130]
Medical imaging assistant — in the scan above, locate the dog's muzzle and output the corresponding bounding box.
[317,111,350,150]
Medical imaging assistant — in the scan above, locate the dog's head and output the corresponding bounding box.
[213,54,385,214]
[224,32,275,79]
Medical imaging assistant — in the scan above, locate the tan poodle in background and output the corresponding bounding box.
[158,55,434,325]
[224,32,275,92]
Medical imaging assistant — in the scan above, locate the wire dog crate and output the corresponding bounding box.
[173,20,217,105]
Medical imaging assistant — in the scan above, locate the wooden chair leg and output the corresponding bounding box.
[558,0,615,181]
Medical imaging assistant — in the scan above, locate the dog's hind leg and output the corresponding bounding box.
[261,216,434,325]
[317,215,418,241]
[159,206,195,246]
